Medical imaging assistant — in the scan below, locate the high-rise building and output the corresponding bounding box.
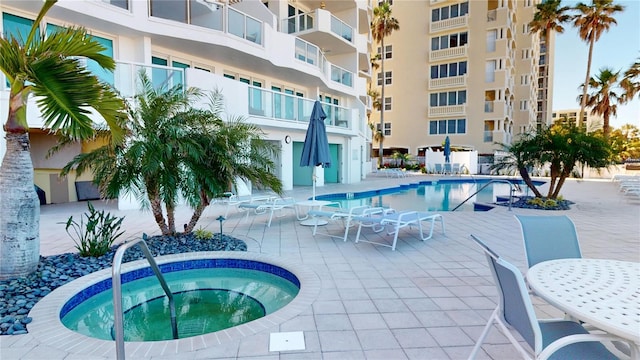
[0,0,373,205]
[369,0,553,162]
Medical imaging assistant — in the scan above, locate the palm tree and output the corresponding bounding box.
[62,73,282,235]
[0,0,125,279]
[574,0,624,127]
[580,67,621,137]
[529,0,571,124]
[371,1,399,168]
[620,57,640,103]
[492,137,544,198]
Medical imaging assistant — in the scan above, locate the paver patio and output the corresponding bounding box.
[1,174,638,359]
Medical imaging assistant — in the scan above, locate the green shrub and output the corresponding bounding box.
[61,202,125,257]
[544,199,558,208]
[526,197,545,207]
[194,227,213,240]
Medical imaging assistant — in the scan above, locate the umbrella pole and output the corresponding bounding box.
[312,167,317,201]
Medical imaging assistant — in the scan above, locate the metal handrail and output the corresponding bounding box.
[112,234,178,360]
[450,179,518,212]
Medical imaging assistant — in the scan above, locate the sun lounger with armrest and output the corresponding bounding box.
[238,197,301,227]
[354,210,445,251]
[308,204,380,242]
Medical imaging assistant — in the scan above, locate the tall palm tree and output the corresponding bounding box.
[62,73,282,235]
[581,67,621,137]
[0,0,125,279]
[529,0,571,124]
[574,0,624,127]
[371,1,399,167]
[620,57,640,103]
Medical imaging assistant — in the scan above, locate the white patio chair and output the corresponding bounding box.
[354,210,445,251]
[468,235,625,360]
[308,204,378,242]
[238,197,300,227]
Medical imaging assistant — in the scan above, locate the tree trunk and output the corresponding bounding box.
[0,133,40,279]
[148,192,170,235]
[579,36,596,127]
[378,35,385,168]
[547,161,561,198]
[518,166,543,198]
[166,203,176,234]
[184,203,206,233]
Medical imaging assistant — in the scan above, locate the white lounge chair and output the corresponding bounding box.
[354,210,445,251]
[308,205,383,242]
[238,197,300,227]
[219,177,273,217]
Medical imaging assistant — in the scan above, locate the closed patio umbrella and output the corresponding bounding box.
[443,136,451,164]
[300,100,331,200]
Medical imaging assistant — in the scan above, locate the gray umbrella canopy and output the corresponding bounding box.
[443,136,451,163]
[300,100,331,200]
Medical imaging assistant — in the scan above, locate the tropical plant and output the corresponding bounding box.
[61,202,125,257]
[391,151,413,168]
[492,135,544,198]
[620,56,640,103]
[573,0,624,128]
[371,1,399,167]
[580,67,622,137]
[494,123,611,199]
[61,72,282,236]
[0,0,125,278]
[193,227,213,240]
[529,0,571,122]
[609,124,640,163]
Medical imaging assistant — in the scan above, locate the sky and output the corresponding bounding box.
[552,0,640,129]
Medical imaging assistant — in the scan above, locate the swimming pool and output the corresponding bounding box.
[316,178,542,211]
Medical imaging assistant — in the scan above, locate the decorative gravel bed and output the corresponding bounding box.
[0,233,247,336]
[495,195,575,210]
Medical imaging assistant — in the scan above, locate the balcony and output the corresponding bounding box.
[331,64,353,87]
[428,105,466,117]
[429,45,467,62]
[282,9,356,55]
[247,86,351,128]
[430,15,468,33]
[429,75,467,89]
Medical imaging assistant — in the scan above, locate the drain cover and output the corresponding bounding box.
[269,331,305,352]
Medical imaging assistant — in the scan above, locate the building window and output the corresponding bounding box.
[523,24,530,33]
[522,49,531,59]
[429,119,466,135]
[377,71,392,86]
[430,61,467,79]
[486,30,497,52]
[384,97,392,111]
[102,0,128,10]
[376,122,392,136]
[539,54,546,65]
[431,1,468,22]
[377,45,393,59]
[429,91,467,107]
[431,32,468,51]
[520,100,528,111]
[520,75,529,85]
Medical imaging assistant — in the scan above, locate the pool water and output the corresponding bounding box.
[61,268,299,341]
[317,179,536,211]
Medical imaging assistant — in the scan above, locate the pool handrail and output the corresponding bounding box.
[112,234,178,360]
[450,179,518,212]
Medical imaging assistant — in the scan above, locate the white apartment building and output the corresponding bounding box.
[0,0,373,205]
[369,0,553,162]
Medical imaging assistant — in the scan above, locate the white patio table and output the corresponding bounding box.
[296,200,333,226]
[526,258,640,359]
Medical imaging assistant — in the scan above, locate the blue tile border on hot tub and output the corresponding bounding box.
[59,259,300,319]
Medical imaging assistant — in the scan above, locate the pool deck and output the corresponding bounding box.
[1,174,639,360]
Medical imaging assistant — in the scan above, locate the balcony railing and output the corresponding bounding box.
[487,9,497,22]
[484,101,495,113]
[429,75,466,89]
[113,61,185,98]
[429,45,467,62]
[330,15,353,43]
[282,10,353,44]
[282,12,314,34]
[247,86,351,128]
[430,15,468,33]
[331,64,353,87]
[228,8,263,45]
[428,105,466,117]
